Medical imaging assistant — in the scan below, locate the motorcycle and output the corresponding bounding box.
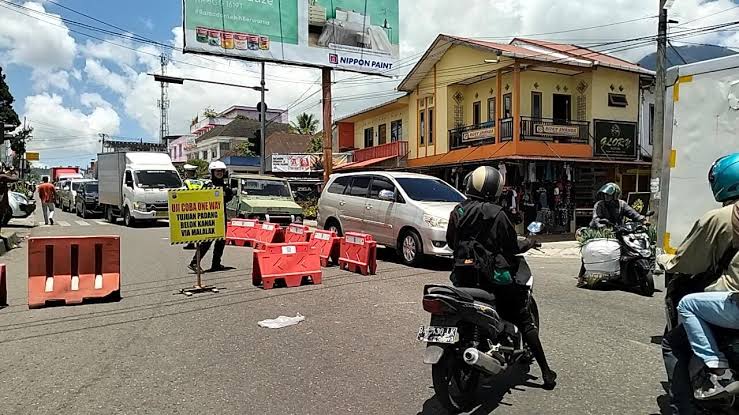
[580,212,656,296]
[417,232,541,412]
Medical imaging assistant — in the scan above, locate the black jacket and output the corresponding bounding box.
[590,200,644,228]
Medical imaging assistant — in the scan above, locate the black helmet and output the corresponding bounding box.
[596,182,621,200]
[464,166,503,201]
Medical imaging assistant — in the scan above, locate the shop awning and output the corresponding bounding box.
[335,155,397,171]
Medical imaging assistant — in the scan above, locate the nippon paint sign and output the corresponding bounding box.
[182,0,400,75]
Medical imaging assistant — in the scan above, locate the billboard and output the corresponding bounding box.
[182,0,399,75]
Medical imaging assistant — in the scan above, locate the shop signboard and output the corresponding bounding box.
[593,120,638,159]
[533,124,580,138]
[182,0,400,75]
[462,127,495,142]
[25,152,40,161]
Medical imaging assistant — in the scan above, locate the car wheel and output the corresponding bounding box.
[324,218,342,236]
[123,207,135,227]
[398,230,423,267]
[76,204,82,217]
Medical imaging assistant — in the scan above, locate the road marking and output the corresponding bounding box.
[75,220,90,226]
[57,221,71,227]
[94,220,110,226]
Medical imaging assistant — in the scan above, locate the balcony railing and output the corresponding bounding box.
[449,121,496,150]
[500,118,513,142]
[520,116,589,144]
[353,141,409,164]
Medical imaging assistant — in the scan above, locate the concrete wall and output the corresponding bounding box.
[352,107,409,149]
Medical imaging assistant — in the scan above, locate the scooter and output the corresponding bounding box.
[580,212,656,296]
[417,230,541,412]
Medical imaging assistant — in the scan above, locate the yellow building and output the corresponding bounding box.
[336,35,655,230]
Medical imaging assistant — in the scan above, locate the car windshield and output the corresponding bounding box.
[134,170,182,189]
[85,184,98,193]
[240,179,291,198]
[72,181,92,191]
[395,178,465,203]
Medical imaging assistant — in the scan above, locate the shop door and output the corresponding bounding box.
[553,94,571,123]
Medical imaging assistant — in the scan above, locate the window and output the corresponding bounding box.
[473,101,481,125]
[369,177,395,199]
[364,127,374,148]
[531,92,543,120]
[503,93,512,118]
[487,97,496,123]
[390,120,402,142]
[553,94,571,122]
[428,108,434,145]
[348,176,371,198]
[327,176,350,194]
[378,124,387,145]
[649,103,655,145]
[395,178,465,203]
[419,110,425,145]
[608,93,628,107]
[124,171,134,187]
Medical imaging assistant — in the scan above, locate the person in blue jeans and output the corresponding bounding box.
[663,153,739,401]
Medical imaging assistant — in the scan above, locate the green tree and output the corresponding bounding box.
[0,66,20,130]
[203,107,218,118]
[307,133,323,153]
[290,113,319,135]
[231,140,255,157]
[11,126,32,169]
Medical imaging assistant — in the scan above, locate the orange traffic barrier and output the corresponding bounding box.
[338,232,377,276]
[226,219,260,247]
[252,222,285,250]
[309,229,341,267]
[252,243,322,290]
[27,236,121,309]
[285,224,312,244]
[0,264,6,307]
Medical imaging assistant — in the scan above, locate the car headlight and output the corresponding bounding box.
[423,214,449,229]
[134,201,147,211]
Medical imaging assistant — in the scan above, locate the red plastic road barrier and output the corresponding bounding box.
[252,222,285,250]
[27,236,121,309]
[252,243,322,289]
[285,224,312,244]
[309,229,341,267]
[226,219,260,247]
[338,232,377,276]
[0,264,6,307]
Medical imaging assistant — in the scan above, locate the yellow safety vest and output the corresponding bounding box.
[184,179,203,190]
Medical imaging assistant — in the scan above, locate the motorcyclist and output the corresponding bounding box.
[188,160,233,273]
[589,182,646,229]
[661,153,739,402]
[446,165,557,390]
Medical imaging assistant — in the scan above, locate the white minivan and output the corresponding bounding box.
[317,171,466,266]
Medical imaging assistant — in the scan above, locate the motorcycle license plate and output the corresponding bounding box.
[417,326,459,344]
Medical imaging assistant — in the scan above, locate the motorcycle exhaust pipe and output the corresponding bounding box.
[463,348,504,375]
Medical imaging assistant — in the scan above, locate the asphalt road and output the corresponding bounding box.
[0,207,670,415]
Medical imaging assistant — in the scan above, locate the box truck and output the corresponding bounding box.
[659,54,739,253]
[97,152,183,226]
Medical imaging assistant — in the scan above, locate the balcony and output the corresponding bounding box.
[500,118,513,142]
[353,141,409,164]
[449,121,495,150]
[520,117,589,144]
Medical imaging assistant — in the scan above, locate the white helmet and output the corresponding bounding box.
[208,160,227,172]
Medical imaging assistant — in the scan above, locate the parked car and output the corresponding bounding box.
[317,172,466,266]
[226,174,304,225]
[54,179,68,207]
[2,191,36,225]
[59,178,96,213]
[75,181,101,218]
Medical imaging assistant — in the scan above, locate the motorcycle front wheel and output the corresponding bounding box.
[432,349,480,413]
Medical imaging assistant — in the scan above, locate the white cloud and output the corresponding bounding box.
[139,17,154,31]
[22,93,120,164]
[0,1,76,70]
[80,92,112,109]
[30,69,71,92]
[80,36,138,68]
[84,58,130,95]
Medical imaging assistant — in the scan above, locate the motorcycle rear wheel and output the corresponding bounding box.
[639,270,655,297]
[432,350,480,413]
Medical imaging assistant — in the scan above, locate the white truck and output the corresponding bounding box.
[97,152,183,226]
[658,54,739,253]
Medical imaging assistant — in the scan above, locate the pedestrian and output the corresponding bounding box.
[188,161,233,273]
[36,176,55,225]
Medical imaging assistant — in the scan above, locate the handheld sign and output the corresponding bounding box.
[168,189,225,245]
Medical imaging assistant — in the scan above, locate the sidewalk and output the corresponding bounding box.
[527,240,581,258]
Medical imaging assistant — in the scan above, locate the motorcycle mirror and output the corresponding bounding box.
[527,221,543,235]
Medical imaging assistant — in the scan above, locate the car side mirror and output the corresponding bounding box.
[378,189,395,201]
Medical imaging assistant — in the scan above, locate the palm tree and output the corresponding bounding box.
[290,113,319,135]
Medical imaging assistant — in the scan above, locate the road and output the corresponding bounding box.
[0,207,670,415]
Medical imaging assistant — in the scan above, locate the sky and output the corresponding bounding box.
[1,0,739,167]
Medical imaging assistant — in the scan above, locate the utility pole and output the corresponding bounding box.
[158,54,170,144]
[259,62,266,175]
[99,133,107,153]
[322,68,333,183]
[651,0,667,246]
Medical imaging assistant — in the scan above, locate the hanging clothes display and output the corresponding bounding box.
[498,162,507,185]
[528,162,537,183]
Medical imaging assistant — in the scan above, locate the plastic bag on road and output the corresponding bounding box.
[258,313,305,329]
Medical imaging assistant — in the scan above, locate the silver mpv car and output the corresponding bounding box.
[317,171,466,266]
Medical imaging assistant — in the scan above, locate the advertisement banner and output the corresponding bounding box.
[182,0,400,75]
[593,120,638,159]
[25,152,40,161]
[272,154,315,172]
[462,127,495,142]
[168,189,226,245]
[533,124,580,138]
